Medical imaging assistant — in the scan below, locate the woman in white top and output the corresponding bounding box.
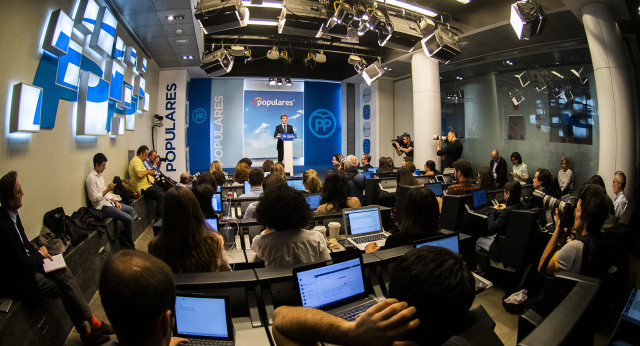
[558,156,574,195]
[509,152,529,185]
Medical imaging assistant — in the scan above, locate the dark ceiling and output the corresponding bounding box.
[106,0,639,81]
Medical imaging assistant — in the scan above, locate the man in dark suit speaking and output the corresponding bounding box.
[273,114,294,163]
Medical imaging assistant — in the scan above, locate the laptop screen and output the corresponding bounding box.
[216,185,221,193]
[205,217,218,231]
[244,181,251,194]
[211,193,222,212]
[414,169,420,175]
[368,168,377,172]
[305,194,321,210]
[435,175,445,183]
[363,172,374,179]
[287,179,305,191]
[344,207,382,236]
[425,183,444,197]
[472,189,487,209]
[415,233,459,254]
[174,295,232,339]
[295,257,366,309]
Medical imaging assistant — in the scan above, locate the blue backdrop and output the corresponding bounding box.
[304,82,341,168]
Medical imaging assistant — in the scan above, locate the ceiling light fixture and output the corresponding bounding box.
[510,0,546,40]
[456,0,471,3]
[200,48,234,76]
[269,75,276,85]
[176,39,190,44]
[241,0,284,8]
[551,71,564,79]
[376,0,437,17]
[285,76,292,86]
[361,60,384,85]
[421,25,461,63]
[515,71,530,87]
[196,0,249,34]
[247,19,278,25]
[167,15,184,21]
[276,76,283,85]
[267,46,280,60]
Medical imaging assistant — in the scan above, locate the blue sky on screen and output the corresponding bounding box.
[243,90,304,158]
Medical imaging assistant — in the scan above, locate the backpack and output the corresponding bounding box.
[112,176,132,204]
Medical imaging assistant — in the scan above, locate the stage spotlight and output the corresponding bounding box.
[313,50,326,63]
[269,76,276,85]
[196,0,249,34]
[267,46,280,60]
[276,76,283,85]
[200,48,234,76]
[230,45,246,56]
[285,76,292,86]
[362,61,384,85]
[354,59,367,74]
[333,1,354,25]
[421,25,461,63]
[515,71,530,87]
[348,54,363,65]
[510,0,546,40]
[509,89,525,105]
[418,17,437,36]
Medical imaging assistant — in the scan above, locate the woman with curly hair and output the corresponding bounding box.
[303,169,322,194]
[148,187,230,273]
[477,167,497,191]
[316,171,361,213]
[251,185,331,267]
[233,162,250,185]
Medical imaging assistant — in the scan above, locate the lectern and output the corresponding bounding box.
[280,133,297,176]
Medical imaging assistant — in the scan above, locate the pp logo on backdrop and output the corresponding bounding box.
[192,108,207,124]
[308,109,336,138]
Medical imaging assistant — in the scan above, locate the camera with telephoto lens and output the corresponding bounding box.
[158,157,168,162]
[433,135,446,140]
[531,190,577,229]
[391,135,404,147]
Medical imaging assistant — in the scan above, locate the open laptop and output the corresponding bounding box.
[342,206,390,251]
[293,256,379,321]
[414,233,492,292]
[205,217,218,232]
[286,179,305,191]
[211,193,222,213]
[425,182,444,197]
[305,193,321,210]
[243,181,251,194]
[174,293,235,345]
[362,171,374,179]
[465,189,496,217]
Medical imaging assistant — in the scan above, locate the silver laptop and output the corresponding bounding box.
[174,293,235,345]
[293,256,379,321]
[342,206,390,251]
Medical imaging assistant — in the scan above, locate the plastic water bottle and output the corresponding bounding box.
[223,199,231,217]
[222,222,234,249]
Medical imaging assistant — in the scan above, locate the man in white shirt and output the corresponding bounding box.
[612,171,628,221]
[86,153,135,249]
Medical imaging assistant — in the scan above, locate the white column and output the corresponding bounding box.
[582,3,635,198]
[411,53,441,169]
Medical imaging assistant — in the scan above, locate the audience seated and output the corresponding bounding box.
[377,156,393,173]
[538,184,610,275]
[366,187,440,253]
[128,145,165,217]
[331,154,343,171]
[211,170,226,190]
[404,161,417,173]
[587,174,606,188]
[251,185,331,268]
[87,153,136,249]
[243,173,286,219]
[396,166,420,187]
[209,160,227,178]
[175,173,192,187]
[360,154,373,171]
[316,171,361,213]
[239,168,264,198]
[477,167,497,191]
[148,187,230,273]
[193,171,217,190]
[342,155,365,203]
[424,159,441,176]
[533,168,558,197]
[510,152,529,185]
[99,250,187,346]
[271,162,286,178]
[233,162,250,186]
[191,184,218,219]
[272,246,475,345]
[1,171,115,346]
[476,181,524,265]
[238,157,253,168]
[302,169,322,194]
[558,157,574,195]
[261,159,274,174]
[612,171,628,221]
[447,159,479,196]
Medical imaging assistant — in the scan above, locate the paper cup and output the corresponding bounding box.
[327,222,341,239]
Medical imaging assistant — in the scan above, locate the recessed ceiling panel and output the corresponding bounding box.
[112,0,155,15]
[152,0,191,11]
[124,11,163,27]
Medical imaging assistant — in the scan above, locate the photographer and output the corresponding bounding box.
[144,150,163,175]
[393,133,414,159]
[436,131,462,169]
[538,184,611,275]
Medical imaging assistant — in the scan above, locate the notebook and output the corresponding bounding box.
[293,256,379,321]
[286,179,305,191]
[211,193,222,213]
[467,189,494,216]
[414,233,492,292]
[174,293,235,345]
[342,206,390,251]
[206,217,218,232]
[305,194,321,210]
[425,182,444,197]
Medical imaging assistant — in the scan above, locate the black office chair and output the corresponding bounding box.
[475,210,541,289]
[440,194,471,232]
[395,185,423,224]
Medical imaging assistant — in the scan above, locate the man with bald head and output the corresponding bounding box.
[490,149,507,188]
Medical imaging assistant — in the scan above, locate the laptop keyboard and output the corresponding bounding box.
[474,207,494,216]
[187,339,234,346]
[335,300,378,321]
[351,233,387,244]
